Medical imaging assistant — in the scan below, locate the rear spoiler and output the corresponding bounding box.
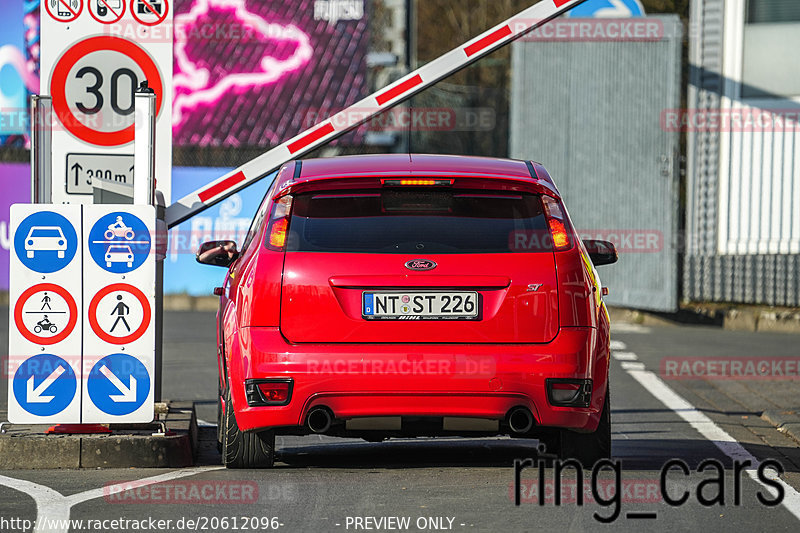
[272,172,561,200]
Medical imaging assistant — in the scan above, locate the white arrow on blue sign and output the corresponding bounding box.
[87,353,150,416]
[12,354,78,417]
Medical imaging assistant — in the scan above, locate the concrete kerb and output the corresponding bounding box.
[762,409,800,447]
[608,304,800,334]
[0,401,198,469]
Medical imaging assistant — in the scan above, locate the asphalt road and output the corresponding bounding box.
[2,309,800,532]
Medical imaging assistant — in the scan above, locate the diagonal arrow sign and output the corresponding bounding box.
[99,365,137,403]
[27,365,66,403]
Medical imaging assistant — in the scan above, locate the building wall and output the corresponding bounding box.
[684,0,800,306]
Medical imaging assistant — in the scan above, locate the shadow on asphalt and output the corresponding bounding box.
[195,426,800,473]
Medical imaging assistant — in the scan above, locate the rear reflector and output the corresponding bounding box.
[381,179,454,186]
[546,379,592,407]
[245,379,293,406]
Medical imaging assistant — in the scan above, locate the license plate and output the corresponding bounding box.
[362,292,479,320]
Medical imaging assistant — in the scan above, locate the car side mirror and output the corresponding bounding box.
[583,239,618,266]
[196,240,239,267]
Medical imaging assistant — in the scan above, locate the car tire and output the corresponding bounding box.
[555,388,611,468]
[216,391,224,454]
[221,389,275,469]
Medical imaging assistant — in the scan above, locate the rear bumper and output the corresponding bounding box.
[227,326,608,433]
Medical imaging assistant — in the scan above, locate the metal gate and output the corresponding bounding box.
[509,15,682,312]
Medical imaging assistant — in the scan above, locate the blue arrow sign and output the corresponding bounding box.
[12,354,77,416]
[14,211,78,273]
[88,211,152,274]
[87,354,150,415]
[566,0,645,17]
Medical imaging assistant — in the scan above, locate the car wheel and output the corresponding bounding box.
[554,388,611,468]
[106,262,112,267]
[27,251,34,258]
[221,388,275,469]
[58,251,64,258]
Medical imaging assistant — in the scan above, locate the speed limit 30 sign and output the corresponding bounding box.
[41,0,172,204]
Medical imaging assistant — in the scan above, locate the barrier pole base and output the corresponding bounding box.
[45,424,112,435]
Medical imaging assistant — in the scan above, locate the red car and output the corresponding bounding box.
[197,154,618,468]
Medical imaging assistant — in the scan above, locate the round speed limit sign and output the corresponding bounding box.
[50,36,164,146]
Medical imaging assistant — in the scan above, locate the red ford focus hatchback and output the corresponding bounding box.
[197,154,618,468]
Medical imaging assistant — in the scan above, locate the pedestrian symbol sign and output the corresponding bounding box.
[87,211,151,273]
[87,353,150,416]
[12,354,78,417]
[13,211,78,273]
[88,283,151,345]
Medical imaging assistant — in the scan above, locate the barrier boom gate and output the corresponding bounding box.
[165,0,588,228]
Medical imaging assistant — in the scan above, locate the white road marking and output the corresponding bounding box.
[0,466,222,533]
[612,351,638,361]
[610,323,652,334]
[622,361,800,521]
[609,340,627,351]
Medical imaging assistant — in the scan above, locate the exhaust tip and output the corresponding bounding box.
[507,407,534,434]
[307,407,333,434]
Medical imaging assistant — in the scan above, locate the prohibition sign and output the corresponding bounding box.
[88,283,151,344]
[130,0,170,27]
[14,283,78,345]
[45,0,83,23]
[89,0,126,25]
[50,36,164,146]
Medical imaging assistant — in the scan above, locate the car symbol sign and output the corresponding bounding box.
[405,259,437,271]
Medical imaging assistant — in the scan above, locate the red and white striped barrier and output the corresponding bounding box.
[165,0,588,228]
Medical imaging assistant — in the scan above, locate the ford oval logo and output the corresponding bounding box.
[405,259,437,271]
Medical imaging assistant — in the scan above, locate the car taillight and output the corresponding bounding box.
[265,195,293,251]
[245,379,293,406]
[268,218,288,248]
[542,195,573,251]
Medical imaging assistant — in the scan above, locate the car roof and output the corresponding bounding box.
[275,153,558,196]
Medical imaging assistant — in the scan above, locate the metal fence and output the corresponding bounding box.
[684,0,800,307]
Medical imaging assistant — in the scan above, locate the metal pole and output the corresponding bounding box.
[133,82,157,206]
[133,80,163,402]
[30,95,53,203]
[154,193,166,403]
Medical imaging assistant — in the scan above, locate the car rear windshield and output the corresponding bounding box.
[286,189,551,254]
